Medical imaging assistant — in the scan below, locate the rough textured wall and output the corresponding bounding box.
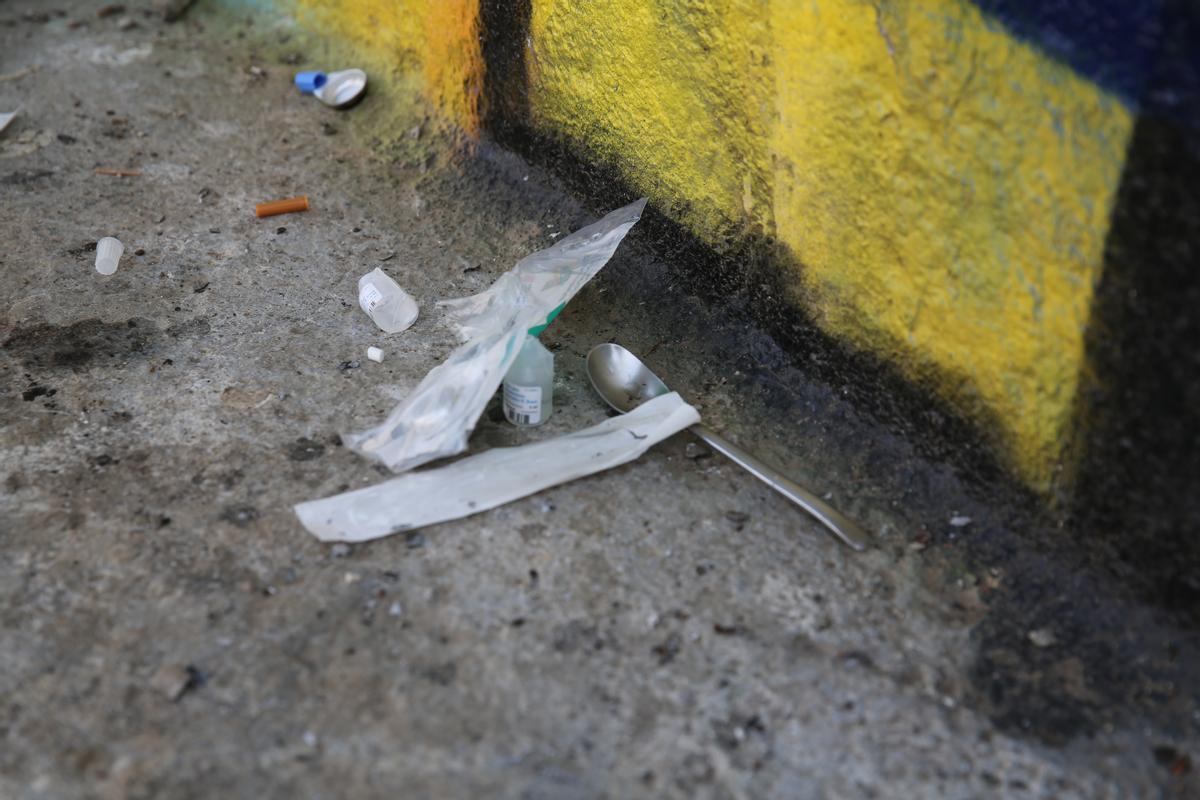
[289,0,484,131]
[527,1,774,251]
[525,0,1133,494]
[251,0,1195,514]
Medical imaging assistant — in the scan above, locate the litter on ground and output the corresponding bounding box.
[358,268,418,333]
[295,68,368,109]
[95,237,123,275]
[341,198,647,473]
[255,195,309,218]
[295,392,699,542]
[94,167,140,177]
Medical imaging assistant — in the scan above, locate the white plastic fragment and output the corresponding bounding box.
[0,110,17,136]
[95,237,124,275]
[342,198,647,473]
[357,267,417,333]
[316,69,368,109]
[366,346,384,363]
[296,391,698,542]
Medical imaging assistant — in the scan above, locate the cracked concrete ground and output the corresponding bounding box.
[1,2,1196,798]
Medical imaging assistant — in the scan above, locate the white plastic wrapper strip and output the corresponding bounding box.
[296,392,699,542]
[342,198,648,472]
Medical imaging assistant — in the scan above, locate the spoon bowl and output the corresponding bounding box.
[586,342,670,413]
[586,343,870,551]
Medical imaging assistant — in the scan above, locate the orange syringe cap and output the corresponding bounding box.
[255,195,310,218]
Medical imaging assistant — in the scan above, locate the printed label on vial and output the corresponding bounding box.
[359,283,384,313]
[503,383,542,425]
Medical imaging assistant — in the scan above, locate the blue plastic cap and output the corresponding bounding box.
[294,71,327,94]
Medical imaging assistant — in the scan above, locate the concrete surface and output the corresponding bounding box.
[1,3,1196,798]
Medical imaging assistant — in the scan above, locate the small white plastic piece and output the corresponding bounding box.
[367,346,384,363]
[95,237,124,275]
[358,268,417,333]
[296,392,699,542]
[315,69,368,108]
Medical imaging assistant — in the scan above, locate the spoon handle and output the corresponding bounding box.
[689,424,869,551]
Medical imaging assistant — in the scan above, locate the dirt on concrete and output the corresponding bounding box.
[1,2,1197,798]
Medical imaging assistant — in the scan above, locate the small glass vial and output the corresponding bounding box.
[503,335,553,426]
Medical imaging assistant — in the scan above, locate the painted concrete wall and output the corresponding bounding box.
[521,0,1133,493]
[248,0,1181,500]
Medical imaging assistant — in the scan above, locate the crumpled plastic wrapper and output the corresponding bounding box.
[342,198,647,473]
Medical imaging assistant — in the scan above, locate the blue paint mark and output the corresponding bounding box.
[969,0,1165,107]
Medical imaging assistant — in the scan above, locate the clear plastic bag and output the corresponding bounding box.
[342,198,647,472]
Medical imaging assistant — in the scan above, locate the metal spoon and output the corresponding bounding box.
[586,343,870,551]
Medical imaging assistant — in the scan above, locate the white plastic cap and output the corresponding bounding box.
[95,237,124,275]
[367,346,384,363]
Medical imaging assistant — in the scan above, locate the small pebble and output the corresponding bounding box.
[388,602,403,617]
[276,226,286,234]
[950,515,972,527]
[147,663,201,701]
[725,510,750,526]
[1028,628,1057,648]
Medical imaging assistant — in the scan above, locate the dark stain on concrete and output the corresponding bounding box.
[286,437,326,462]
[3,318,158,369]
[21,384,56,401]
[652,633,682,666]
[1,169,55,186]
[219,505,259,527]
[420,661,458,686]
[65,240,98,257]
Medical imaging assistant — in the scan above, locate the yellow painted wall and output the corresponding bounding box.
[527,0,1134,492]
[292,0,483,132]
[274,0,1134,493]
[528,0,775,248]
